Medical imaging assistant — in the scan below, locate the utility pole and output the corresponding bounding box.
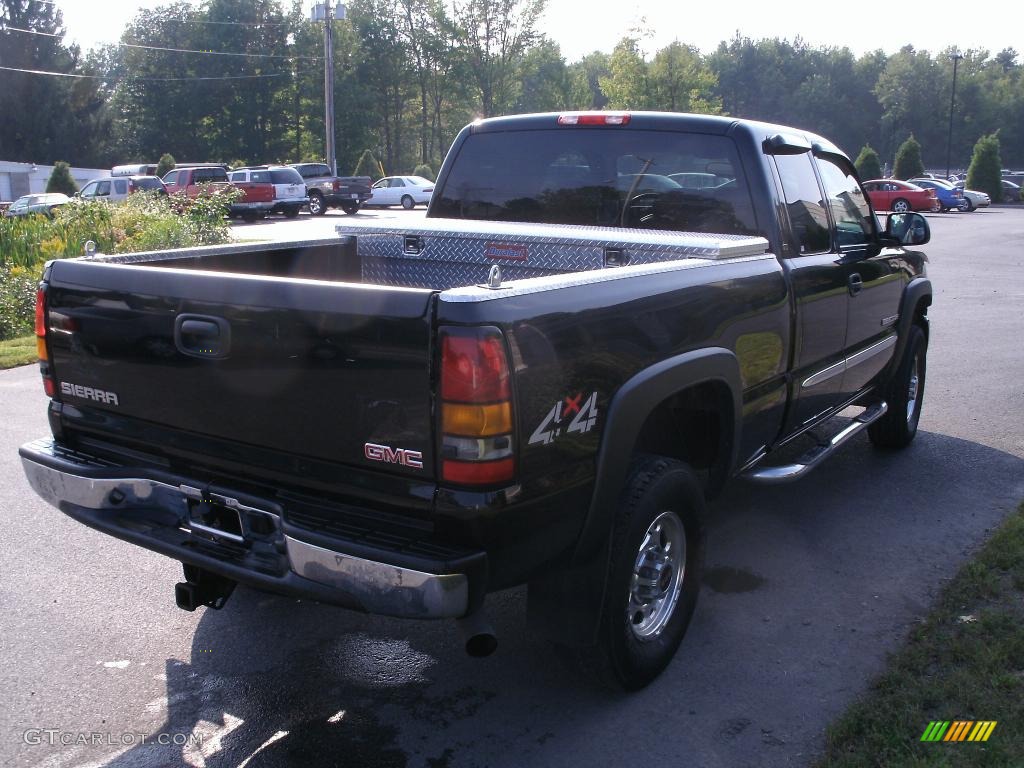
[311,2,345,176]
[945,51,964,179]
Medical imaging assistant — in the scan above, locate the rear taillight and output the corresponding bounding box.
[35,286,55,396]
[439,327,515,487]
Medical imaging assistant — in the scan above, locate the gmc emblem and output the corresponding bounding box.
[364,442,424,470]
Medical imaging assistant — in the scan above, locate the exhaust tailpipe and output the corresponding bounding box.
[457,610,498,657]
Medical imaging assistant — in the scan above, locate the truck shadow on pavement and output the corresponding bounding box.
[98,429,1024,768]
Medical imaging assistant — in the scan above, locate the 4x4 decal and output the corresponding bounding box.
[528,392,599,446]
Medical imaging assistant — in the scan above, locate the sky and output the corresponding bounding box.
[57,0,1017,62]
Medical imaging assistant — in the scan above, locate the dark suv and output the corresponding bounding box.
[289,163,372,215]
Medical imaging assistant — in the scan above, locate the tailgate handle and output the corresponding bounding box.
[175,315,231,359]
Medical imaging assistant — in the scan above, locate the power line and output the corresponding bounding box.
[120,42,320,61]
[0,64,303,81]
[4,26,321,60]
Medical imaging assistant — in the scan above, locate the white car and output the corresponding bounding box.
[366,176,434,209]
[951,182,991,211]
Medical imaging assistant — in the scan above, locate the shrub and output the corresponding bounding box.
[412,163,435,181]
[966,133,1003,203]
[45,161,78,195]
[853,145,881,181]
[0,263,39,340]
[893,135,925,180]
[156,153,176,178]
[0,191,240,337]
[354,150,383,181]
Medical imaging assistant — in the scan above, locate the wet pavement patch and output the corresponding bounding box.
[703,566,766,593]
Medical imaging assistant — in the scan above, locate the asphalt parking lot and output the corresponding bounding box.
[1,207,1022,768]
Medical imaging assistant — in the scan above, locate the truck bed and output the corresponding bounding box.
[83,219,769,290]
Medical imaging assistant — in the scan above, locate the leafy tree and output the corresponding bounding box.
[966,133,1003,202]
[354,149,383,179]
[648,41,721,114]
[0,0,109,165]
[854,145,882,180]
[45,161,77,195]
[601,37,649,109]
[156,153,176,177]
[893,135,924,180]
[412,163,434,180]
[567,51,610,110]
[456,0,545,116]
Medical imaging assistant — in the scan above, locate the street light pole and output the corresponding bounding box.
[945,51,964,179]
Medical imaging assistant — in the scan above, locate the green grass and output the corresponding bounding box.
[0,334,37,369]
[820,503,1024,766]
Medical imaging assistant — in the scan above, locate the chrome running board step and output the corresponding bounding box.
[743,402,888,485]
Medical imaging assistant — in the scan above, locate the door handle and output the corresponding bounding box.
[174,314,231,359]
[848,273,863,297]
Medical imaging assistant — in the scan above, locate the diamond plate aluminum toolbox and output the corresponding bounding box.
[336,218,769,290]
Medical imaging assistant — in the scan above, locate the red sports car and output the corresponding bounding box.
[862,179,940,213]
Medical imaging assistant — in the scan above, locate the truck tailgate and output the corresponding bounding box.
[45,257,437,481]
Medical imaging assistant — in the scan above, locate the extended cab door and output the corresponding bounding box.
[815,156,904,397]
[772,150,853,429]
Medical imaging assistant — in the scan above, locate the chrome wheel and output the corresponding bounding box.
[906,351,922,423]
[627,510,686,641]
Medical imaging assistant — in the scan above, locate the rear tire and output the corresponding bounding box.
[307,191,326,216]
[585,456,705,690]
[340,202,360,214]
[401,194,415,210]
[891,198,910,213]
[868,323,927,449]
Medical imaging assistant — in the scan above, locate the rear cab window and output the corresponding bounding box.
[772,153,831,255]
[432,128,758,235]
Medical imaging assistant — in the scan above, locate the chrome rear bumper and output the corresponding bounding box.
[20,438,470,619]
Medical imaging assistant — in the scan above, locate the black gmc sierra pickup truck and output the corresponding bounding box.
[20,112,932,689]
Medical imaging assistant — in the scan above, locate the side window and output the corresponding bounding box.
[96,180,111,197]
[372,179,386,189]
[163,171,178,186]
[817,157,873,248]
[80,182,96,198]
[114,180,127,195]
[229,172,243,182]
[773,153,830,255]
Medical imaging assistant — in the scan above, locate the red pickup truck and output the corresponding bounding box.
[161,165,274,220]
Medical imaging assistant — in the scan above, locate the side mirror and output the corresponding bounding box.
[886,212,930,246]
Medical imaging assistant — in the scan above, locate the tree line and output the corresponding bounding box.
[2,0,1022,178]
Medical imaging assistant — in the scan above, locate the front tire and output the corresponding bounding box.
[868,323,927,449]
[307,191,326,216]
[591,456,705,690]
[401,194,415,210]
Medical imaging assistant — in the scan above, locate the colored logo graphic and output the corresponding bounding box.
[920,721,997,742]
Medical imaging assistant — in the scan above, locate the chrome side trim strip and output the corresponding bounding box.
[801,334,898,389]
[802,359,845,389]
[285,537,468,619]
[846,334,897,370]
